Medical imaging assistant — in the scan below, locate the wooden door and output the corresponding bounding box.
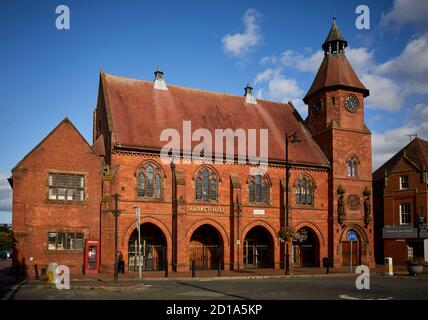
[342,241,360,266]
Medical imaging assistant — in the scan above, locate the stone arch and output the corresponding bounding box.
[339,224,368,243]
[187,219,229,270]
[294,223,322,267]
[134,159,166,178]
[241,221,277,269]
[192,164,221,182]
[294,221,325,247]
[339,224,369,266]
[241,220,278,245]
[186,218,229,245]
[122,216,172,250]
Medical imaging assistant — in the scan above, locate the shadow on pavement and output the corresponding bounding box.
[176,280,250,300]
[0,260,27,300]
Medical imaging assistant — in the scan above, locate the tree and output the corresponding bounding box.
[0,224,12,250]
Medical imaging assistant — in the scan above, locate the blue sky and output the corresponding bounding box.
[1,0,428,223]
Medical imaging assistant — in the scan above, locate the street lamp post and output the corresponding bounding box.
[171,156,177,272]
[285,132,301,275]
[113,193,120,284]
[415,213,425,257]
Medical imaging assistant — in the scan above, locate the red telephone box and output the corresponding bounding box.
[84,240,99,274]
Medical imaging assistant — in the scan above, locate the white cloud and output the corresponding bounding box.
[259,55,277,65]
[376,33,428,95]
[222,9,261,57]
[267,76,303,102]
[254,68,303,102]
[346,47,375,75]
[381,0,428,27]
[253,68,277,85]
[361,74,403,111]
[0,174,12,220]
[279,50,323,73]
[372,104,428,170]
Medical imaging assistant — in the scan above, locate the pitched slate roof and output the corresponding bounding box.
[303,54,369,103]
[99,72,330,167]
[373,137,428,181]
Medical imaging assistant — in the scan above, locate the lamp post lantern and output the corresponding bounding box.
[285,131,301,275]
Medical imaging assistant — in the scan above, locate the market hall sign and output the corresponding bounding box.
[188,206,225,213]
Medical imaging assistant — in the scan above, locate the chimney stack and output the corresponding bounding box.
[244,83,257,104]
[153,66,168,90]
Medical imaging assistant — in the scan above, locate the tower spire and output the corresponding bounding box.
[322,17,347,56]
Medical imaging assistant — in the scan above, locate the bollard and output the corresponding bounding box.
[192,260,196,278]
[34,264,39,280]
[218,260,221,277]
[164,259,168,278]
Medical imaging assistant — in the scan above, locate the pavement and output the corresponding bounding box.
[1,260,428,300]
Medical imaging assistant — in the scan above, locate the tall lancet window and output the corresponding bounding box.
[248,174,269,203]
[347,156,358,177]
[137,162,162,199]
[195,167,218,201]
[295,176,314,206]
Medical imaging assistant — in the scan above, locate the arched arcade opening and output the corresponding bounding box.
[243,226,275,269]
[189,224,224,270]
[128,223,167,271]
[293,227,320,267]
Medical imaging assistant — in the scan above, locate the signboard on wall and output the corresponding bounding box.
[383,225,428,239]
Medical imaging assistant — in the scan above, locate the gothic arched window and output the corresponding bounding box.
[248,174,269,203]
[294,176,314,205]
[137,163,162,199]
[195,167,218,201]
[347,156,358,177]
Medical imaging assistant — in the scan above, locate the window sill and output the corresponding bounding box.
[247,202,271,207]
[45,200,86,205]
[136,197,163,203]
[46,250,84,254]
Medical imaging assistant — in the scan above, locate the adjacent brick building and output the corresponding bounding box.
[373,137,428,265]
[9,19,375,276]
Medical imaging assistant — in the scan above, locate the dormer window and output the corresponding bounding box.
[400,176,409,189]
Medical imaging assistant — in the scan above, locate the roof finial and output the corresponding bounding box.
[322,17,347,55]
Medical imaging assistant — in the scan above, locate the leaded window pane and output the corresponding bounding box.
[195,168,217,201]
[155,174,161,198]
[261,180,268,202]
[75,233,84,250]
[249,181,255,202]
[48,173,85,202]
[138,174,145,196]
[196,177,202,200]
[48,233,57,250]
[209,177,217,200]
[57,233,65,250]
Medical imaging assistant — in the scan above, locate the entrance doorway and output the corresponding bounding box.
[128,223,166,271]
[293,227,319,267]
[189,224,224,270]
[243,226,274,268]
[342,230,361,266]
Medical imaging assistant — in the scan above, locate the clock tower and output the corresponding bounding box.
[304,18,375,267]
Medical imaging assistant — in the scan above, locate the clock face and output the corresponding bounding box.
[312,99,323,116]
[345,94,359,113]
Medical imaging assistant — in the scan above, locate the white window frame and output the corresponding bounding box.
[400,176,409,189]
[399,203,411,225]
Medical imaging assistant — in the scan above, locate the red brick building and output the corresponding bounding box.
[373,137,428,265]
[10,19,375,276]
